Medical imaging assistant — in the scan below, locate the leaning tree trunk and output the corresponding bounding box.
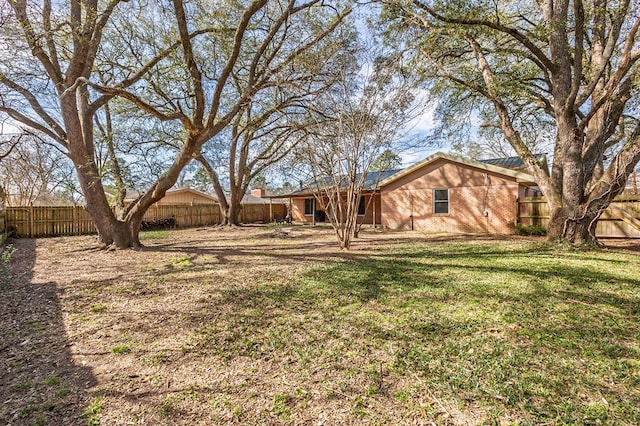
[69,108,202,248]
[79,173,143,249]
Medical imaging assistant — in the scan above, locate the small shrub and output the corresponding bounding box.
[510,222,547,236]
[0,241,16,287]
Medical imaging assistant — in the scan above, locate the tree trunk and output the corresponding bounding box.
[547,206,599,245]
[227,199,242,226]
[109,219,143,250]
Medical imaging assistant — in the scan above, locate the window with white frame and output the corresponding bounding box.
[433,189,449,214]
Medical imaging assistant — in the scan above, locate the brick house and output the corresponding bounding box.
[378,152,536,234]
[277,152,538,234]
[278,169,402,226]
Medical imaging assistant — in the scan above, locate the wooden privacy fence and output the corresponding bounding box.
[518,195,640,238]
[5,203,288,238]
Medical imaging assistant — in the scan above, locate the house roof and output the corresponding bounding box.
[479,153,547,170]
[271,169,404,198]
[377,152,537,187]
[167,188,218,201]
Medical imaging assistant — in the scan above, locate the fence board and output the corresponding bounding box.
[5,202,288,238]
[518,196,640,238]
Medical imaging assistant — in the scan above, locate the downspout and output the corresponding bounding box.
[410,193,414,231]
[482,173,491,233]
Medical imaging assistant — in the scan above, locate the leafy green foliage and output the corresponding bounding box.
[370,149,402,171]
[0,239,16,288]
[511,223,547,236]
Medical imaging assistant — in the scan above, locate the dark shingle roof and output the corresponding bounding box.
[479,154,547,170]
[290,168,404,196]
[363,169,404,189]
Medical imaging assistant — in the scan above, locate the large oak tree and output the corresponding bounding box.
[385,0,640,244]
[0,0,349,248]
[194,15,355,226]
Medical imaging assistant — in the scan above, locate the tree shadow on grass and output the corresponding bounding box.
[193,243,640,422]
[0,238,97,425]
[309,243,640,313]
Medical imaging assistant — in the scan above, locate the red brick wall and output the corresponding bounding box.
[290,194,382,224]
[381,159,520,234]
[291,197,308,223]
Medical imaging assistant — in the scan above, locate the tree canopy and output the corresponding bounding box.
[0,0,351,247]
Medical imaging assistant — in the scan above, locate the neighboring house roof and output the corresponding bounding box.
[479,153,548,171]
[123,189,142,201]
[240,194,285,204]
[172,188,218,202]
[377,152,537,187]
[124,187,218,203]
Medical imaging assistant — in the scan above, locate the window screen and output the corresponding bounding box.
[433,189,449,214]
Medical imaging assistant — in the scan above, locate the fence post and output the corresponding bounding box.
[72,206,77,235]
[29,205,34,238]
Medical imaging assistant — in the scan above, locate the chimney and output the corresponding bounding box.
[251,188,266,198]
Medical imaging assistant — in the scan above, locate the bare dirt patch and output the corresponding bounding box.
[1,226,417,425]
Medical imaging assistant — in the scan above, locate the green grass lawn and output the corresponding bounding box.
[186,240,640,424]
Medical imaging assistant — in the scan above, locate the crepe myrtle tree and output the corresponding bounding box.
[383,0,640,244]
[301,47,423,250]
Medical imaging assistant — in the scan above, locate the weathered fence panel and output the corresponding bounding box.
[142,204,221,228]
[517,197,550,228]
[518,195,640,238]
[6,206,95,237]
[5,202,289,238]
